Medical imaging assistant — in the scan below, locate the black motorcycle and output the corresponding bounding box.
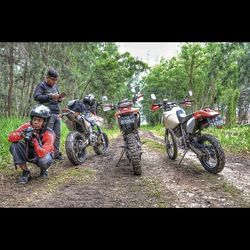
[61,102,109,165]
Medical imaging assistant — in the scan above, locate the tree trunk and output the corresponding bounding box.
[22,69,35,117]
[7,43,14,117]
[20,59,28,116]
[26,74,36,114]
[238,90,249,124]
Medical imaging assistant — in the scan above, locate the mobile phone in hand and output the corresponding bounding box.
[59,92,66,98]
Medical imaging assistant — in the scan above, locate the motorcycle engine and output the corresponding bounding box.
[89,132,98,146]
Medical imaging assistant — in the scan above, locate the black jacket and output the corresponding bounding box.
[33,81,61,114]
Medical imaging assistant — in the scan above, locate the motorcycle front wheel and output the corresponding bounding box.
[198,134,225,174]
[165,129,178,160]
[65,131,87,165]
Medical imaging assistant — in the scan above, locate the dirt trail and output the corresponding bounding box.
[1,131,249,207]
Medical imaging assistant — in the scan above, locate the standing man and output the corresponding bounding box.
[33,68,65,160]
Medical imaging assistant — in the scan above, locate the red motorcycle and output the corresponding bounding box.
[151,91,225,174]
[102,93,144,175]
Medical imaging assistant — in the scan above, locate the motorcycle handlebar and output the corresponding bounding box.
[104,100,137,110]
[117,94,144,106]
[59,108,76,118]
[179,99,195,105]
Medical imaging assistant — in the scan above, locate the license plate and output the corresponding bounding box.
[209,116,224,127]
[120,116,135,125]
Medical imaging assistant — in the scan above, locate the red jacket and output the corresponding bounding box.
[8,122,55,158]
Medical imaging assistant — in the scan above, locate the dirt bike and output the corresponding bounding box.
[150,91,225,174]
[102,93,144,175]
[60,103,109,165]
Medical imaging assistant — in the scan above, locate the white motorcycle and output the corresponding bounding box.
[151,91,225,174]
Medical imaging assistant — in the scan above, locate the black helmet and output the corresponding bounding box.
[30,105,51,127]
[83,94,95,106]
[47,67,59,78]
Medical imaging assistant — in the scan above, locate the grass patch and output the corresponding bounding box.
[102,127,120,139]
[0,116,27,169]
[60,121,69,156]
[141,176,168,207]
[142,138,165,154]
[206,125,250,154]
[220,182,242,198]
[140,124,165,137]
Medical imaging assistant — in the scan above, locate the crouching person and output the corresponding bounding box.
[8,105,55,184]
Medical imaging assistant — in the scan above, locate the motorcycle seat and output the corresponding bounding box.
[177,112,193,124]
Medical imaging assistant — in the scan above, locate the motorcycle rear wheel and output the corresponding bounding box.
[165,129,178,160]
[127,133,142,175]
[65,131,87,165]
[198,134,225,174]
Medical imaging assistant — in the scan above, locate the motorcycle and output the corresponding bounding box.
[102,93,144,175]
[150,91,225,174]
[60,101,109,165]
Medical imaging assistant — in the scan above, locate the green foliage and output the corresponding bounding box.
[0,42,148,125]
[141,138,165,154]
[221,88,240,127]
[102,126,120,139]
[140,124,165,137]
[1,42,250,155]
[206,125,250,153]
[0,116,27,168]
[142,42,250,126]
[60,121,69,155]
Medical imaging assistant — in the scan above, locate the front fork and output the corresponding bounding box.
[94,124,107,148]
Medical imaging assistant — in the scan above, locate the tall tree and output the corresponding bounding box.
[7,43,14,117]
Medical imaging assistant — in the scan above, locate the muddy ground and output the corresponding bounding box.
[0,131,250,207]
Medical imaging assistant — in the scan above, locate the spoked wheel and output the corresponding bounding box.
[165,129,178,160]
[93,132,109,155]
[198,134,225,174]
[65,131,87,165]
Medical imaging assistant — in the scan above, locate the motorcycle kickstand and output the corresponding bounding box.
[116,148,126,167]
[179,148,189,165]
